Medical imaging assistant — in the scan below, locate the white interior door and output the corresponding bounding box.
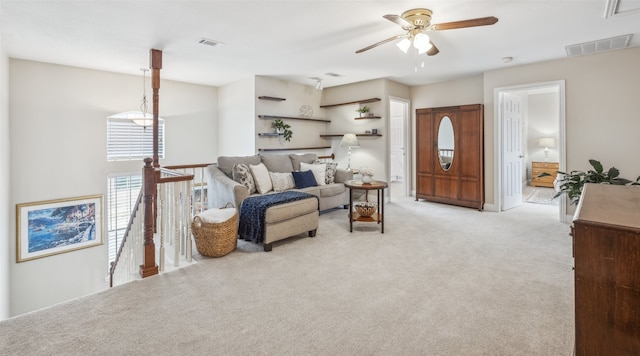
[502,92,524,210]
[390,103,404,182]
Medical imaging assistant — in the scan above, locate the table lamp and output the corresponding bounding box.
[340,133,360,171]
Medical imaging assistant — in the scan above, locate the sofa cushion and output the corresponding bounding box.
[260,154,294,173]
[232,163,257,194]
[292,170,317,189]
[319,183,345,197]
[269,172,295,192]
[250,163,273,194]
[300,162,326,186]
[314,159,338,184]
[289,153,318,171]
[218,155,261,178]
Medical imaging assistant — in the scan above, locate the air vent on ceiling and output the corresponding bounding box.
[198,38,224,47]
[565,34,632,56]
[325,72,341,77]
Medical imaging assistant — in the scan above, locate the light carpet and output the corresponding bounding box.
[0,196,575,355]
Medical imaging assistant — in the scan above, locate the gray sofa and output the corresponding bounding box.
[207,153,353,211]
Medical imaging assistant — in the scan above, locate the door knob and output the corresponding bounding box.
[519,155,525,158]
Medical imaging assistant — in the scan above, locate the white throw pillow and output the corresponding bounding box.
[300,162,326,186]
[269,172,295,192]
[249,163,273,194]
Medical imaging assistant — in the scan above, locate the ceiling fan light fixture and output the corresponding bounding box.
[413,32,431,52]
[396,38,411,53]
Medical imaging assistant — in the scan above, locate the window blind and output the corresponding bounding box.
[107,117,165,161]
[106,174,142,268]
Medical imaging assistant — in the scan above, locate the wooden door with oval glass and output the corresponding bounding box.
[437,116,454,170]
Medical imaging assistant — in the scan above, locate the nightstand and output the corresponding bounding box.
[531,161,559,188]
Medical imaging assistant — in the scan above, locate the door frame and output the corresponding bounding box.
[493,80,568,222]
[388,96,410,197]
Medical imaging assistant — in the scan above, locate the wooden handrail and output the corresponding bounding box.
[109,189,143,287]
[163,163,216,170]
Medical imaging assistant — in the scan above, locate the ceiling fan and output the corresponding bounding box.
[356,8,498,56]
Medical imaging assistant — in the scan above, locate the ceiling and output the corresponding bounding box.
[2,0,639,89]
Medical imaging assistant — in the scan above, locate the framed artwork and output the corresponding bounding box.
[16,195,103,263]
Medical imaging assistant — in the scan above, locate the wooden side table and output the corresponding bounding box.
[344,179,388,233]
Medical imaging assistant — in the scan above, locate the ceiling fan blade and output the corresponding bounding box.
[355,34,405,54]
[432,16,498,31]
[383,14,413,29]
[426,42,439,56]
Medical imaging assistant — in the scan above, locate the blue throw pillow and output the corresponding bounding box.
[292,170,318,189]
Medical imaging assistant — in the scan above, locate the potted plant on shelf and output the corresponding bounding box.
[273,118,293,142]
[356,105,370,117]
[541,159,640,205]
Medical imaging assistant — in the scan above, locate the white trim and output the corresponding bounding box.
[388,96,411,197]
[494,80,567,222]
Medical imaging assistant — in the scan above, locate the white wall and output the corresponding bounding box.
[409,47,640,205]
[322,79,388,181]
[0,28,11,320]
[484,47,640,205]
[410,75,484,195]
[254,76,327,155]
[527,92,559,164]
[218,77,255,156]
[9,59,217,316]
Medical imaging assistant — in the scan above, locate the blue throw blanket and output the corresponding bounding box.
[238,191,318,244]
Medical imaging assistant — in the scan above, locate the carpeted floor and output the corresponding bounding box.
[0,196,575,355]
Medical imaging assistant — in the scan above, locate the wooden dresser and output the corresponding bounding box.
[531,161,558,188]
[572,183,640,355]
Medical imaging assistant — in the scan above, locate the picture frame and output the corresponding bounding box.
[192,184,208,214]
[16,194,103,263]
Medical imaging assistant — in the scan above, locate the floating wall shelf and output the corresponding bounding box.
[258,132,283,137]
[258,96,286,101]
[354,116,381,120]
[319,98,381,108]
[258,115,331,123]
[258,146,331,152]
[320,134,382,138]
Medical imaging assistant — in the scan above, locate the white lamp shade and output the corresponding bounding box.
[396,38,411,53]
[413,33,431,52]
[538,137,555,148]
[109,111,155,127]
[340,133,360,147]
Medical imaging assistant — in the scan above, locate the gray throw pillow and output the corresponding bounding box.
[232,163,256,194]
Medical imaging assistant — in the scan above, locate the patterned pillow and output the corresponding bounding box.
[269,172,296,192]
[232,163,256,194]
[314,159,338,184]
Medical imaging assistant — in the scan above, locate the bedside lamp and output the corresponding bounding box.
[340,133,360,171]
[538,137,555,161]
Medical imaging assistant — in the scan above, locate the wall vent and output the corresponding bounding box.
[198,38,224,47]
[565,34,632,56]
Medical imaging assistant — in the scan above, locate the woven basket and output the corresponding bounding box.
[355,202,377,217]
[191,204,238,257]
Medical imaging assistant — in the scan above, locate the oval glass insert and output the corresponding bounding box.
[437,116,454,171]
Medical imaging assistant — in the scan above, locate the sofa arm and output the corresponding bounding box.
[334,168,354,183]
[206,165,249,209]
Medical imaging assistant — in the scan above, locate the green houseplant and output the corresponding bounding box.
[273,118,293,142]
[356,105,370,117]
[544,159,640,205]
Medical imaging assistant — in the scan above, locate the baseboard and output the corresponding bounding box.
[483,203,498,212]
